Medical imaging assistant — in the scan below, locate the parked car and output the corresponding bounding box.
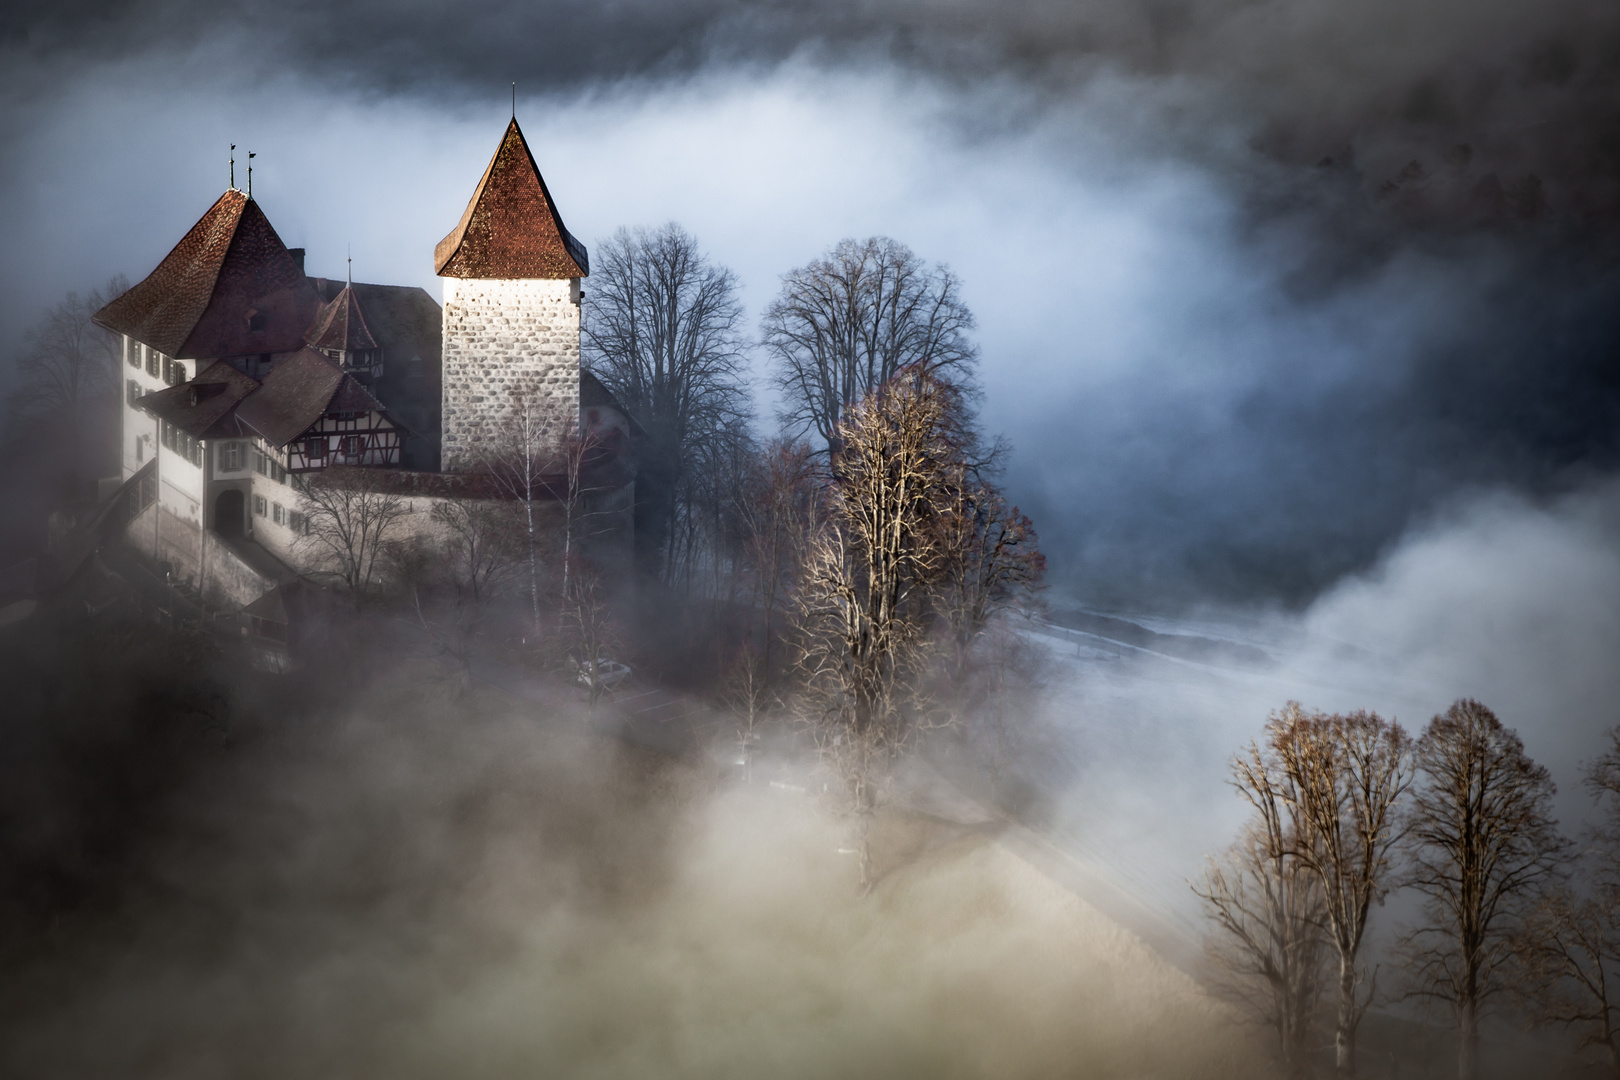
[575,655,631,692]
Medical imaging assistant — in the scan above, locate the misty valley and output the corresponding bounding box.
[6,3,1620,1077]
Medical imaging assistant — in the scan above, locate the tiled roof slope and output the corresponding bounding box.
[434,119,589,279]
[94,189,321,359]
[235,346,388,447]
[136,360,260,439]
[305,284,378,352]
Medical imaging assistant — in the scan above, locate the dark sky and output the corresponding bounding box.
[5,0,1620,608]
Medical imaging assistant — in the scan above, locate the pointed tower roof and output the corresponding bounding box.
[305,284,378,353]
[94,189,321,359]
[434,118,589,279]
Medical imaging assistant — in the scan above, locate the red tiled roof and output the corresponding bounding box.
[94,190,322,359]
[235,346,389,447]
[305,285,378,353]
[434,119,589,279]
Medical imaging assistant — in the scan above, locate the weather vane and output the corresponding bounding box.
[229,144,236,190]
[247,151,256,198]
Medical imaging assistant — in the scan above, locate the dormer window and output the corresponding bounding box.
[246,309,267,333]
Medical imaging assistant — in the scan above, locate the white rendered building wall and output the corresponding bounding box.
[439,277,581,472]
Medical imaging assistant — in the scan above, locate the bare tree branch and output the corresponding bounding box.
[1195,733,1331,1079]
[1400,698,1568,1080]
[583,223,749,586]
[763,237,977,454]
[1269,702,1413,1078]
[295,469,414,605]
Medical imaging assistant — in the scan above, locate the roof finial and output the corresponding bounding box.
[347,244,352,288]
[512,81,516,120]
[247,151,256,198]
[229,145,236,190]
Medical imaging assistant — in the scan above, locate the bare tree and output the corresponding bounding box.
[430,496,521,605]
[1402,699,1568,1080]
[722,640,771,782]
[763,237,977,452]
[1520,891,1620,1077]
[1270,702,1413,1077]
[479,393,558,637]
[732,438,822,680]
[1196,732,1331,1079]
[583,224,749,585]
[792,367,959,891]
[932,468,1045,700]
[9,279,124,428]
[401,496,522,691]
[563,566,621,711]
[8,277,127,476]
[296,468,413,604]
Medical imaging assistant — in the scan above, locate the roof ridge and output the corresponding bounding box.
[94,190,319,358]
[434,118,589,279]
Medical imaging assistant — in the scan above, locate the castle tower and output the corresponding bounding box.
[435,118,590,472]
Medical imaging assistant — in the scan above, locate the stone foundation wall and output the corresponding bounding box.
[125,503,276,609]
[440,277,581,472]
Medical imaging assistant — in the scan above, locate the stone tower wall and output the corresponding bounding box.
[440,276,581,472]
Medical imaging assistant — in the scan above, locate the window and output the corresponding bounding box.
[288,511,306,535]
[272,502,286,526]
[340,435,365,460]
[161,422,201,467]
[252,448,287,484]
[305,437,327,461]
[163,358,186,386]
[127,379,141,407]
[219,442,245,472]
[146,348,159,377]
[254,495,267,517]
[246,309,267,332]
[126,340,139,369]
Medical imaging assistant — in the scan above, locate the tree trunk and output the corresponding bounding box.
[1336,954,1356,1077]
[524,497,540,638]
[1457,999,1478,1080]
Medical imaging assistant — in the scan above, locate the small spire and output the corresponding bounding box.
[229,144,236,190]
[247,151,256,198]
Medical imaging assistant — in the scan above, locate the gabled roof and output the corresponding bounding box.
[434,118,589,279]
[135,360,261,439]
[93,189,321,359]
[235,347,391,447]
[305,284,378,353]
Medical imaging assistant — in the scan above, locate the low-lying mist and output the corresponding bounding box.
[0,666,1264,1079]
[1043,472,1620,935]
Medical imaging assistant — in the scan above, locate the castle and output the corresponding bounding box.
[93,119,636,611]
